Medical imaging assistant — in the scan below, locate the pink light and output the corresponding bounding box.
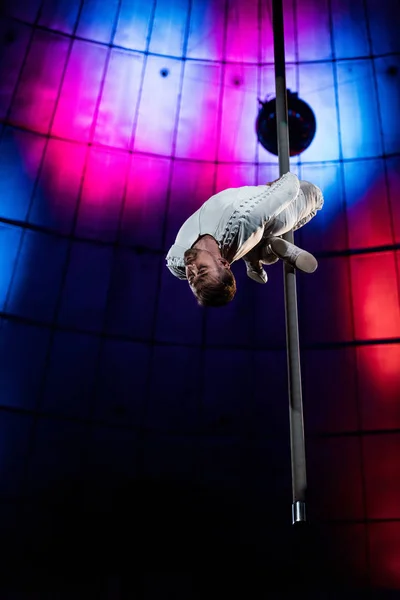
[345,163,393,249]
[10,30,70,134]
[225,0,259,63]
[350,251,400,340]
[388,157,400,244]
[369,522,400,587]
[218,64,259,163]
[357,344,400,430]
[166,159,216,247]
[186,0,226,61]
[75,147,130,242]
[364,433,400,520]
[30,138,86,233]
[216,163,257,190]
[175,61,222,161]
[52,40,107,142]
[93,49,144,150]
[121,154,171,248]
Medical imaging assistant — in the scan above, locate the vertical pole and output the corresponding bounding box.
[272,0,307,524]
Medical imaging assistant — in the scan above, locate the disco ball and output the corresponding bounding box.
[256,91,316,156]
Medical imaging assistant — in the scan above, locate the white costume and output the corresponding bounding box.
[166,172,323,282]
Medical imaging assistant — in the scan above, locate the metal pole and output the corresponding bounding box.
[272,0,307,524]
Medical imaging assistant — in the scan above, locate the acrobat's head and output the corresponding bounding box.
[184,248,236,307]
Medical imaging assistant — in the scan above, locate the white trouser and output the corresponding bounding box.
[263,180,324,238]
[244,180,323,282]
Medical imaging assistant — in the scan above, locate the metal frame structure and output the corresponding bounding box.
[272,0,307,524]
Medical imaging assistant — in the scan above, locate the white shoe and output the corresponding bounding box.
[268,237,318,273]
[246,264,268,284]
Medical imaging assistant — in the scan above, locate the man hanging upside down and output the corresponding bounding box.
[166,172,324,307]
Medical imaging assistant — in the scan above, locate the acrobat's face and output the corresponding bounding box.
[184,248,229,290]
[184,248,236,307]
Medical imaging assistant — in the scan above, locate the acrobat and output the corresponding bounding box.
[166,172,323,307]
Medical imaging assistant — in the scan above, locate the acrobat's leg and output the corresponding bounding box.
[263,236,318,273]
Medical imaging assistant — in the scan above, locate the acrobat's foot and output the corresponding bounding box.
[246,264,268,284]
[269,237,318,273]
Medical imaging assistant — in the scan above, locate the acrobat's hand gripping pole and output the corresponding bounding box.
[272,0,307,524]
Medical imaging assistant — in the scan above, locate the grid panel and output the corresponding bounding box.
[258,63,297,167]
[76,0,120,44]
[51,39,108,141]
[298,61,339,162]
[175,61,222,160]
[85,424,138,487]
[363,433,400,520]
[93,49,144,149]
[375,55,400,156]
[204,267,255,348]
[10,29,70,133]
[357,344,400,431]
[350,252,400,340]
[306,436,364,520]
[196,434,245,490]
[369,522,400,588]
[260,0,296,64]
[225,0,259,63]
[120,154,171,248]
[0,127,46,220]
[297,163,347,253]
[29,138,87,234]
[155,263,204,345]
[0,410,33,499]
[337,59,383,159]
[252,264,286,349]
[0,20,31,119]
[331,0,369,59]
[75,147,129,242]
[251,349,288,436]
[302,347,358,435]
[388,156,400,244]
[104,249,161,341]
[366,0,400,54]
[0,319,50,410]
[114,0,155,51]
[134,54,183,155]
[5,229,69,321]
[93,339,150,426]
[145,344,202,432]
[344,159,393,249]
[40,329,100,419]
[186,0,226,61]
[319,523,369,584]
[148,0,190,57]
[165,159,216,250]
[39,0,81,34]
[218,63,259,162]
[201,347,253,433]
[25,416,87,499]
[216,162,257,189]
[5,0,43,23]
[142,432,195,480]
[0,224,23,310]
[299,256,354,345]
[56,241,114,332]
[296,0,332,61]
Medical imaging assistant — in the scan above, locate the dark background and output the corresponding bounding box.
[0,0,399,597]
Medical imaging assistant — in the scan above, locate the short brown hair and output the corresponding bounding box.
[193,269,236,307]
